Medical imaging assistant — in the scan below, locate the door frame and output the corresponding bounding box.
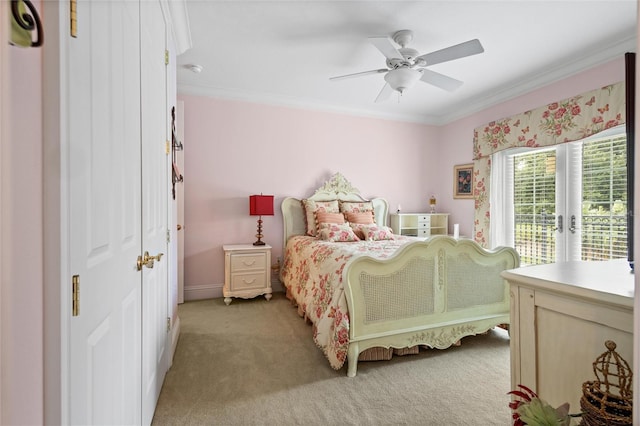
[0,1,8,420]
[42,2,68,422]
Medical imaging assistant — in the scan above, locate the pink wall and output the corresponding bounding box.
[2,3,44,423]
[436,57,626,239]
[178,96,438,296]
[179,57,627,298]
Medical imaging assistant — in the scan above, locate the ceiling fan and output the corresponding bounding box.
[330,30,484,103]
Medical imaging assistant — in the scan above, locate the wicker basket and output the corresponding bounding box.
[580,340,633,426]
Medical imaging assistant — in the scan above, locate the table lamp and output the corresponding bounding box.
[249,194,274,246]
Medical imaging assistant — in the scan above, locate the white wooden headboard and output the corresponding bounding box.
[281,173,389,246]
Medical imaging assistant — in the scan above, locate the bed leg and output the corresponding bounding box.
[347,343,359,377]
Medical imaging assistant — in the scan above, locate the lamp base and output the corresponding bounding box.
[253,217,265,246]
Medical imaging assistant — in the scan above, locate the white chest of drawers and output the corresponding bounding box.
[502,259,634,411]
[223,244,272,305]
[389,213,449,238]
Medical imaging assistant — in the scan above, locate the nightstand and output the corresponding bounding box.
[222,244,272,305]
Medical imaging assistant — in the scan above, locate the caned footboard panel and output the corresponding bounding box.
[358,256,438,322]
[343,236,519,376]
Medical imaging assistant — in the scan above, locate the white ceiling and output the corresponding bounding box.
[176,1,637,125]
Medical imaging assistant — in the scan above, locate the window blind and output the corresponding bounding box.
[512,149,557,265]
[581,135,627,260]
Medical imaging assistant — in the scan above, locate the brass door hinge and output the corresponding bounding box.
[165,140,170,154]
[70,0,77,38]
[166,317,171,332]
[166,229,171,243]
[72,275,80,316]
[165,50,169,65]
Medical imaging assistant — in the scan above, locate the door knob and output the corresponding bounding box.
[149,252,164,262]
[177,224,182,231]
[136,251,164,271]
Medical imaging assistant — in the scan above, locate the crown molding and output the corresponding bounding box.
[178,34,636,126]
[178,84,436,125]
[439,34,636,124]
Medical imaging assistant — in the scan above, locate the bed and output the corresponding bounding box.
[280,173,520,377]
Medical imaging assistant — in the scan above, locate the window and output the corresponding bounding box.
[581,134,628,260]
[494,127,627,265]
[513,149,556,264]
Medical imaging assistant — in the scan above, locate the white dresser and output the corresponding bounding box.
[223,244,272,305]
[502,259,634,411]
[389,213,449,238]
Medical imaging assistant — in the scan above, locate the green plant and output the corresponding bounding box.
[508,385,578,426]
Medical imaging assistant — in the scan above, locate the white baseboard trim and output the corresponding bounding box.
[184,281,283,302]
[184,283,223,301]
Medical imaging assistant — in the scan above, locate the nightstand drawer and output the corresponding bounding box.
[417,229,431,237]
[230,272,267,291]
[418,222,431,230]
[230,252,267,272]
[417,215,431,224]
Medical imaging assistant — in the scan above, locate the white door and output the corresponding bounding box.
[68,1,170,424]
[68,1,142,424]
[140,2,169,423]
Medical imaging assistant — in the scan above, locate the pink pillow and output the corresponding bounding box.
[361,225,395,241]
[318,223,361,242]
[349,223,367,240]
[339,201,373,214]
[315,211,346,235]
[345,211,374,224]
[315,211,345,225]
[301,199,339,236]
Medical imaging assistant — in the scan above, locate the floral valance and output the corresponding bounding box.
[471,81,625,247]
[473,82,625,160]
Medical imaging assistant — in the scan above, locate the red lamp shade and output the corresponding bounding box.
[249,195,274,246]
[249,195,274,216]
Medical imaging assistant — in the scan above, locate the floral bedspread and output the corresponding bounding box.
[281,235,418,370]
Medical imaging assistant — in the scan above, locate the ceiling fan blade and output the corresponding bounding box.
[417,39,484,66]
[369,36,403,60]
[329,68,388,81]
[419,69,464,92]
[374,83,395,103]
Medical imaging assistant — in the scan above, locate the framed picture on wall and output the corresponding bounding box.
[453,163,474,199]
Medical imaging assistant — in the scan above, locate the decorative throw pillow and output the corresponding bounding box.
[361,224,395,241]
[349,223,368,240]
[318,223,361,242]
[315,211,346,234]
[302,199,339,236]
[315,211,345,225]
[345,211,374,224]
[339,201,374,214]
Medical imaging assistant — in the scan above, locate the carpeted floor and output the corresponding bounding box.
[152,293,512,425]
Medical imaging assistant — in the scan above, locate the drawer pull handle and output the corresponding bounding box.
[242,260,256,266]
[242,278,256,284]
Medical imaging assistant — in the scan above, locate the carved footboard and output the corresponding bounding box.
[343,236,520,377]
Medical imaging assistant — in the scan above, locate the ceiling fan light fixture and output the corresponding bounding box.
[331,30,484,101]
[384,68,421,93]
